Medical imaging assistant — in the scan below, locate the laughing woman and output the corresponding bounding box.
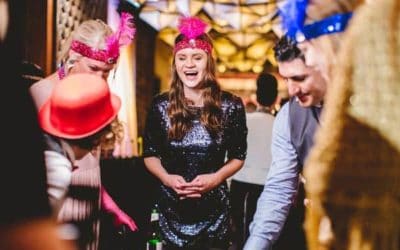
[143,17,247,250]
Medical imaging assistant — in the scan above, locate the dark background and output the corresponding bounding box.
[100,157,159,250]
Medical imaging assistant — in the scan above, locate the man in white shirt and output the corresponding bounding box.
[230,73,278,249]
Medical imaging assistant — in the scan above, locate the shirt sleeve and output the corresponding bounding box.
[244,103,300,250]
[226,96,248,160]
[44,150,72,214]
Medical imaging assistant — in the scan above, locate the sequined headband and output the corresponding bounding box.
[70,12,136,64]
[70,41,116,64]
[280,0,353,43]
[173,16,212,54]
[291,13,353,43]
[173,39,212,54]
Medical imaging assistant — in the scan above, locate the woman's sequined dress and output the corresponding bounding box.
[144,92,247,248]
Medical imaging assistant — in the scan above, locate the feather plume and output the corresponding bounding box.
[279,0,308,38]
[104,12,136,62]
[116,12,136,46]
[178,16,207,39]
[106,35,119,62]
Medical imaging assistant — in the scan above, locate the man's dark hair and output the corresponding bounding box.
[273,35,303,62]
[256,73,278,107]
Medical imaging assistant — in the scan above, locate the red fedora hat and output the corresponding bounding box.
[39,73,121,139]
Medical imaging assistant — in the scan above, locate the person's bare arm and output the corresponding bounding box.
[29,73,59,110]
[0,218,77,250]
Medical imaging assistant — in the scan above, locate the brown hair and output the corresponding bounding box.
[167,34,222,140]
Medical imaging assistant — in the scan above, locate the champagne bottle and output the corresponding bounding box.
[146,205,163,250]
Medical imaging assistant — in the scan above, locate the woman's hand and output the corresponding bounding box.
[186,173,222,194]
[162,174,200,197]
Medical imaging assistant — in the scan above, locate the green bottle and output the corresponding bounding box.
[146,206,163,250]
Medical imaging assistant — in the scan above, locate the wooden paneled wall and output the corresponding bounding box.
[135,17,158,138]
[23,0,107,75]
[23,0,50,74]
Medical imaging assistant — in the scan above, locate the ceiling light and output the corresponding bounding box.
[217,64,227,73]
[214,37,237,57]
[252,65,264,73]
[227,32,261,47]
[139,9,179,30]
[246,38,272,59]
[158,27,179,46]
[176,0,204,16]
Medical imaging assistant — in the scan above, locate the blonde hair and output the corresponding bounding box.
[59,19,113,65]
[306,0,364,22]
[304,0,365,80]
[304,0,400,249]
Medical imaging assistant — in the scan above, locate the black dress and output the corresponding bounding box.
[143,91,247,249]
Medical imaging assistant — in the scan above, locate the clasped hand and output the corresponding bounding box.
[164,173,221,200]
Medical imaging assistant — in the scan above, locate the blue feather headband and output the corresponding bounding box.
[280,0,353,43]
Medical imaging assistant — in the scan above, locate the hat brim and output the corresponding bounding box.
[39,94,121,139]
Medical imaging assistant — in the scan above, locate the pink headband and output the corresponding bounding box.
[70,12,136,64]
[173,16,212,54]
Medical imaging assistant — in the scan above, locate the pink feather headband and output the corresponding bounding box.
[173,16,212,54]
[71,12,136,64]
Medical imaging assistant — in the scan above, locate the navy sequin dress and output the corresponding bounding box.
[143,91,247,248]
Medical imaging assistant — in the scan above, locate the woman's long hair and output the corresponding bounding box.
[167,34,222,140]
